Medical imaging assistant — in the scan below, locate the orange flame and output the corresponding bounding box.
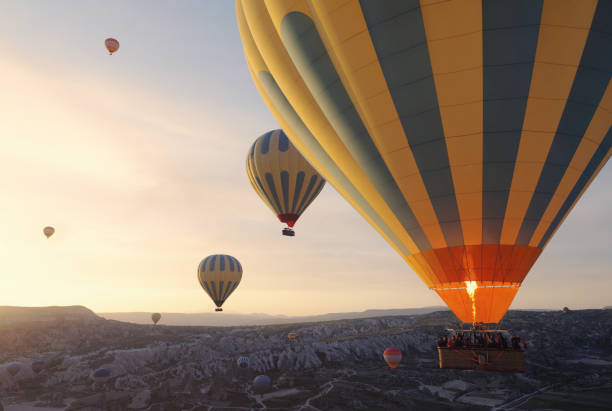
[465,281,478,323]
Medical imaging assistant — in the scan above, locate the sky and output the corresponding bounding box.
[0,1,610,316]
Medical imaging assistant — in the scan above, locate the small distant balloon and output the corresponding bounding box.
[105,38,119,55]
[92,368,111,385]
[237,356,250,369]
[288,332,296,341]
[253,375,271,394]
[151,313,161,325]
[31,360,45,375]
[43,226,55,238]
[7,362,21,377]
[383,347,402,370]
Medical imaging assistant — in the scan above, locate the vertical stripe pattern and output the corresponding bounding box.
[197,254,243,308]
[246,129,326,228]
[237,0,611,323]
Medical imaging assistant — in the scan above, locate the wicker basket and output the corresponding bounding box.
[438,347,524,373]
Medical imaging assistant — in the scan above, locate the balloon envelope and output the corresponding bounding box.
[31,360,45,375]
[43,226,54,238]
[237,356,250,369]
[104,38,119,54]
[247,129,325,229]
[92,368,111,384]
[197,255,242,309]
[151,313,161,325]
[7,362,21,377]
[383,347,402,369]
[253,375,271,394]
[237,1,612,324]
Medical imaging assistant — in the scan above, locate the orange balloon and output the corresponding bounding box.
[105,38,119,55]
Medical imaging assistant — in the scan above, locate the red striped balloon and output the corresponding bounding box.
[104,38,119,55]
[383,347,402,369]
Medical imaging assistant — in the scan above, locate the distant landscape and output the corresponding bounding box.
[98,306,450,326]
[1,306,612,410]
[0,305,598,328]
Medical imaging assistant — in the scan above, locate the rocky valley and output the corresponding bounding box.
[0,306,611,410]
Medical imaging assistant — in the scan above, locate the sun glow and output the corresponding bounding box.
[465,281,478,323]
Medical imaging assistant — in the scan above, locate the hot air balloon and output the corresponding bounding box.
[6,362,21,377]
[151,313,161,325]
[287,332,296,341]
[237,0,612,325]
[237,356,250,369]
[247,129,325,236]
[31,360,45,375]
[197,254,242,312]
[383,347,402,370]
[92,368,111,388]
[43,226,54,238]
[253,375,271,395]
[104,38,119,55]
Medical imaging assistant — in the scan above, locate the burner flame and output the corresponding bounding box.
[465,281,478,322]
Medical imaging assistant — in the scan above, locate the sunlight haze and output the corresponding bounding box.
[1,0,610,316]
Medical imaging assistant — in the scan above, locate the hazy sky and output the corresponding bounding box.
[1,1,610,316]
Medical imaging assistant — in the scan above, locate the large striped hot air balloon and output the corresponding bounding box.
[197,254,242,312]
[237,0,612,324]
[247,129,325,236]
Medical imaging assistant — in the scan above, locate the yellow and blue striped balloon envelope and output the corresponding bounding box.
[237,0,612,323]
[247,129,325,230]
[197,254,242,309]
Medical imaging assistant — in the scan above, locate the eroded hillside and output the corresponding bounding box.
[0,309,611,410]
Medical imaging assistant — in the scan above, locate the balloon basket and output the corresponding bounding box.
[282,227,295,236]
[215,308,223,312]
[437,326,525,372]
[438,347,524,373]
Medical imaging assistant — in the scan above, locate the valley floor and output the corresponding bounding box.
[0,309,611,410]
